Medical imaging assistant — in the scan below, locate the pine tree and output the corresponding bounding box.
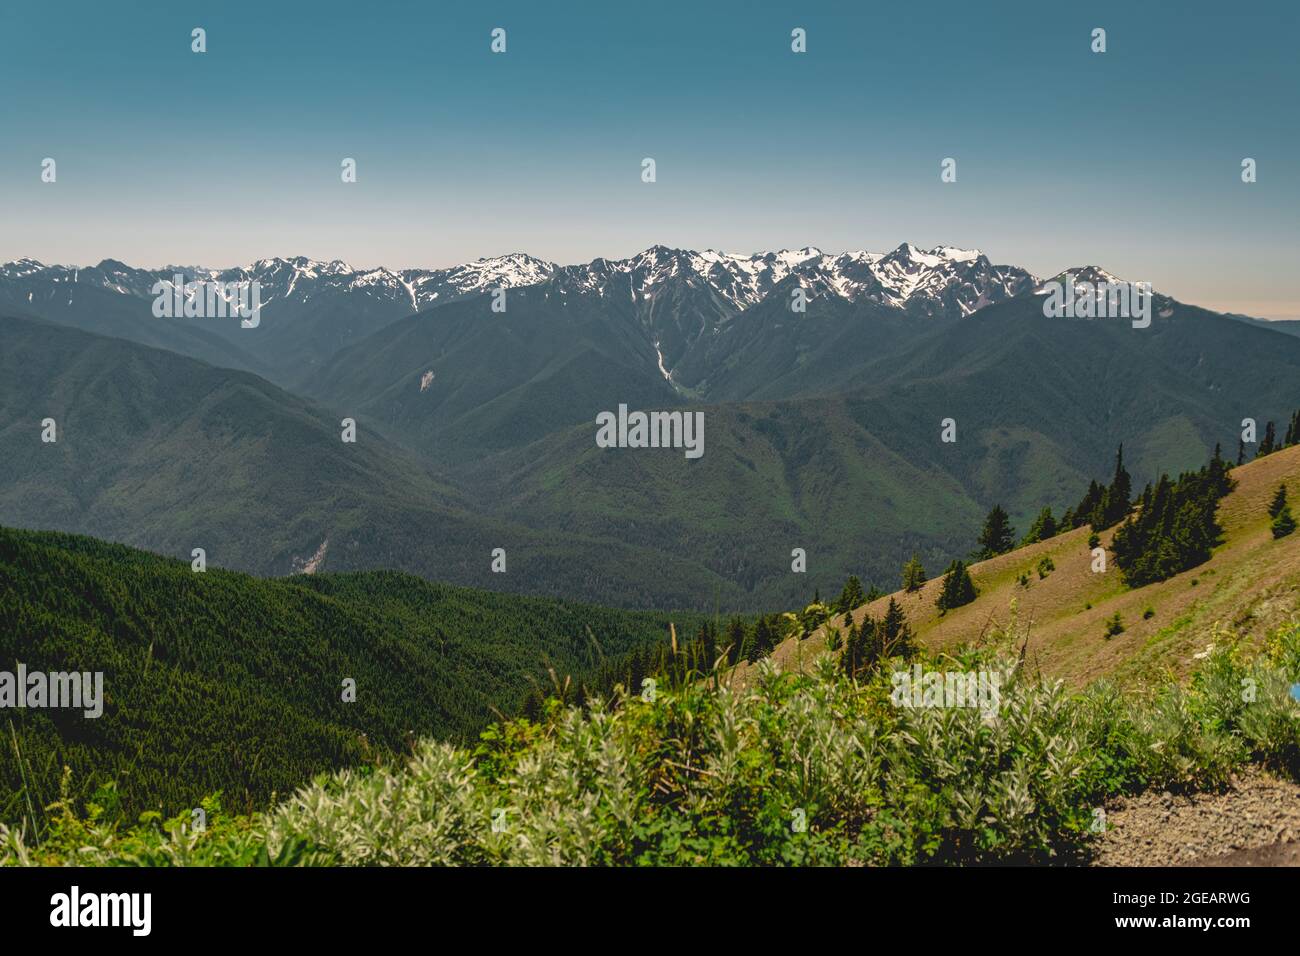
[826,624,843,652]
[935,560,978,613]
[1273,503,1296,539]
[725,617,746,667]
[522,687,545,721]
[1068,480,1104,530]
[1237,439,1246,466]
[1100,444,1132,527]
[1021,506,1058,545]
[974,505,1015,560]
[841,617,862,677]
[798,601,828,637]
[901,554,927,592]
[1270,475,1295,538]
[1285,409,1300,448]
[1269,483,1288,519]
[628,647,646,691]
[1257,421,1277,457]
[879,597,915,659]
[748,615,775,663]
[836,574,866,613]
[860,615,883,666]
[1111,454,1233,586]
[1208,443,1232,497]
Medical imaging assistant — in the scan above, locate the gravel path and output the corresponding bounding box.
[1092,770,1300,866]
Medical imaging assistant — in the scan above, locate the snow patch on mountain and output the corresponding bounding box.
[0,243,1038,323]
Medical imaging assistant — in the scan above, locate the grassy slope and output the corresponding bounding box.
[750,443,1300,688]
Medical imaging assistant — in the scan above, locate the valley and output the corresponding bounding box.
[2,247,1298,869]
[4,247,1299,613]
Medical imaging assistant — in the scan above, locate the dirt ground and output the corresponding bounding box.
[1092,769,1300,867]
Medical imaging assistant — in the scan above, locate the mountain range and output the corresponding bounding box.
[2,245,1298,610]
[0,244,1034,388]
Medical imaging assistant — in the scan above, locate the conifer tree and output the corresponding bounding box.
[738,631,755,665]
[1100,444,1132,527]
[1207,443,1233,497]
[841,618,861,677]
[1111,455,1233,586]
[1268,483,1288,519]
[826,624,843,652]
[974,505,1015,559]
[698,621,718,670]
[901,554,927,592]
[1068,480,1104,530]
[522,687,545,721]
[1021,506,1057,545]
[748,615,775,663]
[935,560,978,613]
[836,574,866,613]
[879,597,915,659]
[1273,502,1296,539]
[1257,421,1277,457]
[725,617,746,667]
[859,614,882,668]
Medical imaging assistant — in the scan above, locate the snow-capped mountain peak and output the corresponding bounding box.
[0,258,48,278]
[0,243,1039,323]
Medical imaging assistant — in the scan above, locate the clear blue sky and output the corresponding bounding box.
[1,0,1296,317]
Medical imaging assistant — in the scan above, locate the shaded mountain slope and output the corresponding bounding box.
[459,297,1300,608]
[0,314,746,608]
[305,283,678,460]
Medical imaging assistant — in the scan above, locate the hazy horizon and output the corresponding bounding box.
[2,0,1297,318]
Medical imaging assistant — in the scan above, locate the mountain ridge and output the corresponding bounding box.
[1,244,1040,393]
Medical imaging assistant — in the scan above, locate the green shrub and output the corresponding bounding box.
[6,624,1299,868]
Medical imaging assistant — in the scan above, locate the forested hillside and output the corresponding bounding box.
[456,299,1300,608]
[0,313,751,609]
[0,527,705,828]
